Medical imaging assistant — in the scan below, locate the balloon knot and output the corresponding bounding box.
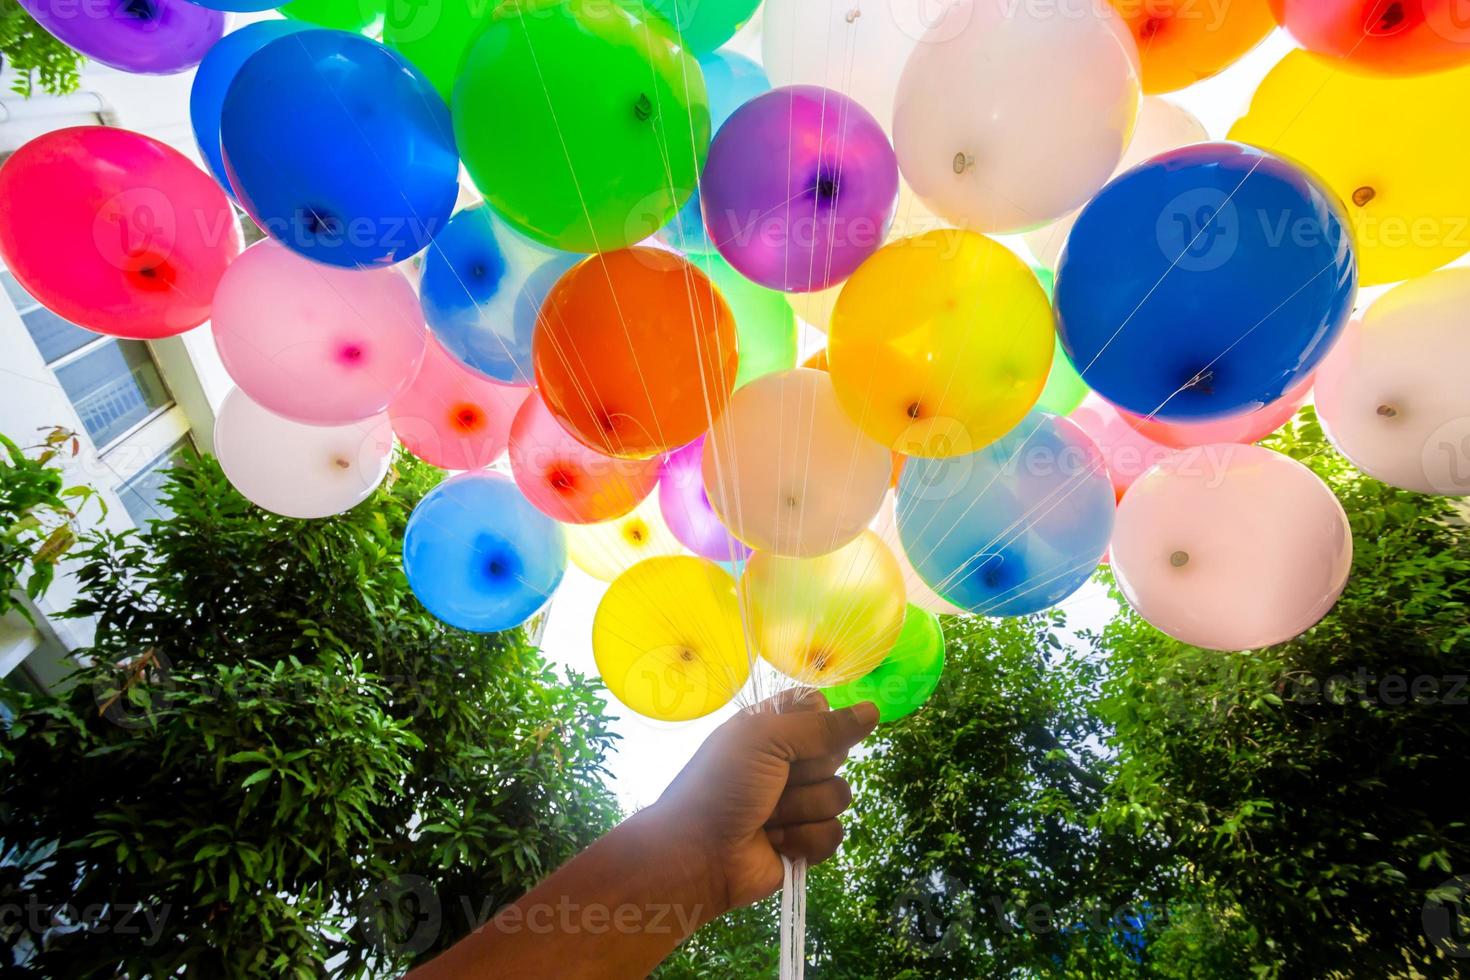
[1170,550,1190,568]
[634,93,654,123]
[952,152,974,175]
[905,400,924,420]
[1352,185,1376,207]
[1376,403,1399,419]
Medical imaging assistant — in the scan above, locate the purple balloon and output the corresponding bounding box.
[659,437,752,563]
[20,0,224,74]
[701,85,898,293]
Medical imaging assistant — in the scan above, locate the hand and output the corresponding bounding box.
[648,692,879,915]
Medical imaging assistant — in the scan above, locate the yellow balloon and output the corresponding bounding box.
[593,556,750,721]
[1229,51,1470,287]
[566,494,682,583]
[739,530,906,687]
[828,230,1054,457]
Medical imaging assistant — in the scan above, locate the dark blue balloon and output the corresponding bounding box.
[220,29,459,268]
[186,0,281,11]
[1055,142,1356,421]
[403,472,566,633]
[191,21,314,199]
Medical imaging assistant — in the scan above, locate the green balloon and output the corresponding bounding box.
[1030,265,1089,416]
[644,0,761,53]
[700,257,796,390]
[453,0,710,252]
[281,0,384,34]
[824,606,945,724]
[384,0,503,103]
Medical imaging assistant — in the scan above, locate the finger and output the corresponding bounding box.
[768,777,852,827]
[761,701,878,762]
[752,688,827,716]
[789,753,845,786]
[767,819,844,865]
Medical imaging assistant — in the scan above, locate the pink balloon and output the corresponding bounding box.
[389,339,529,471]
[212,240,427,425]
[657,436,751,562]
[508,393,660,524]
[1111,444,1352,651]
[1120,375,1314,449]
[1067,394,1175,500]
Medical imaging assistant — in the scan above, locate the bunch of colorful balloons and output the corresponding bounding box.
[3,0,1469,727]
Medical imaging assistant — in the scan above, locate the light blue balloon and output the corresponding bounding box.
[897,414,1114,617]
[190,20,315,199]
[420,205,580,385]
[659,48,769,255]
[403,472,566,633]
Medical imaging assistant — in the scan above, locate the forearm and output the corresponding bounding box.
[408,805,726,979]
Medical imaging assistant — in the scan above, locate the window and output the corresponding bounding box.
[117,437,192,527]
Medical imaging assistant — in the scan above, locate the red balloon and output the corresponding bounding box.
[390,339,529,471]
[0,127,241,339]
[1269,0,1470,76]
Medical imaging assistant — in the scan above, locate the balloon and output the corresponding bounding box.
[280,0,384,32]
[533,248,738,460]
[17,0,223,73]
[567,495,684,583]
[828,230,1054,458]
[1069,394,1177,500]
[1122,375,1313,450]
[185,0,277,11]
[453,0,709,252]
[701,85,899,293]
[1037,338,1090,418]
[898,413,1115,616]
[402,471,567,633]
[385,0,503,102]
[644,0,760,53]
[220,30,458,268]
[190,21,316,198]
[695,257,797,389]
[211,240,427,425]
[594,556,749,721]
[1269,0,1470,77]
[1111,444,1352,650]
[658,436,751,563]
[420,206,580,386]
[508,393,661,525]
[703,369,891,558]
[659,49,771,255]
[1025,98,1208,270]
[803,349,908,489]
[389,339,528,471]
[1229,52,1470,286]
[870,492,965,616]
[215,388,393,520]
[893,0,1140,234]
[1109,0,1274,94]
[1315,270,1470,496]
[823,605,945,723]
[740,530,907,686]
[0,127,240,340]
[1055,142,1356,421]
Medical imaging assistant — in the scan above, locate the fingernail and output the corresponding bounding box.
[853,701,879,727]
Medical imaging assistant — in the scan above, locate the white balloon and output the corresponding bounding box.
[1025,97,1207,269]
[893,0,1141,234]
[1315,269,1470,496]
[870,491,965,616]
[215,388,394,519]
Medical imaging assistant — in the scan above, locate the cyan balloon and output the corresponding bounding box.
[645,0,760,53]
[403,472,566,632]
[897,413,1114,616]
[420,205,580,385]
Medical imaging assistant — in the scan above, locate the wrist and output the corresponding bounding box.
[633,800,730,928]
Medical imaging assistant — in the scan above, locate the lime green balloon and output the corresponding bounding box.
[824,605,945,723]
[645,0,761,53]
[281,0,384,33]
[384,0,502,102]
[453,0,710,252]
[1030,265,1089,415]
[700,257,796,389]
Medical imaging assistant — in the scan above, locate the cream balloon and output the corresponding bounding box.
[703,368,891,557]
[893,0,1141,234]
[1025,97,1207,269]
[870,492,965,616]
[214,388,394,520]
[1111,445,1352,651]
[1315,270,1470,496]
[566,494,685,583]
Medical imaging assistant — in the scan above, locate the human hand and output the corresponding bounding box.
[648,692,879,916]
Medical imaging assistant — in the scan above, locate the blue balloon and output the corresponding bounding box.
[187,0,281,12]
[420,205,579,385]
[659,49,769,255]
[220,29,459,268]
[897,414,1114,617]
[403,472,566,633]
[191,21,314,199]
[1055,142,1356,421]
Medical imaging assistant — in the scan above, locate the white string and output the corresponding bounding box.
[778,854,807,980]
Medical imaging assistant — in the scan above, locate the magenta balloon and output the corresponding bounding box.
[701,85,898,293]
[658,436,751,562]
[19,0,223,74]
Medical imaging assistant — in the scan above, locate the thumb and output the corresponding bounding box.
[758,701,879,762]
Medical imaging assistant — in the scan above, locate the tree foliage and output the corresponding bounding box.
[0,0,83,97]
[0,428,98,625]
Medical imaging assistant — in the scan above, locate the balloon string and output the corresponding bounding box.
[778,855,807,980]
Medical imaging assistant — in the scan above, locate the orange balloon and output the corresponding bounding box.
[1110,0,1275,93]
[533,247,738,459]
[802,347,905,488]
